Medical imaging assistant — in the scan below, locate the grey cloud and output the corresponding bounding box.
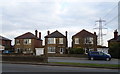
[0,1,118,46]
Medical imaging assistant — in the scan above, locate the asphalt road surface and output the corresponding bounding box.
[2,63,119,72]
[48,57,119,64]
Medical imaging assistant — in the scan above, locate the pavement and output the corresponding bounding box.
[48,57,119,64]
[2,63,119,72]
[1,60,119,69]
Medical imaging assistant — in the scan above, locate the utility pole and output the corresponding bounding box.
[118,1,120,35]
[94,18,107,46]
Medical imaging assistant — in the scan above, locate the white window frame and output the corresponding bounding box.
[75,38,79,44]
[59,38,63,44]
[89,37,93,44]
[16,39,20,45]
[48,38,56,44]
[60,48,64,54]
[15,48,21,53]
[84,37,93,44]
[48,47,55,53]
[23,48,33,53]
[23,39,31,45]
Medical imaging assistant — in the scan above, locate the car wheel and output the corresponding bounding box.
[106,58,110,61]
[90,57,94,60]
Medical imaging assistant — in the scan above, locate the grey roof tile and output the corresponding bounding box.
[15,32,38,39]
[0,35,11,41]
[45,30,66,38]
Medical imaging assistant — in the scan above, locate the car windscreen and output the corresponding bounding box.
[99,52,104,55]
[90,52,99,55]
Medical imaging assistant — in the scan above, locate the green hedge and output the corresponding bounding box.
[109,43,120,59]
[48,54,87,58]
[69,48,84,54]
[2,55,48,63]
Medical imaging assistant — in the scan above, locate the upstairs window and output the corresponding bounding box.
[24,39,31,45]
[84,37,93,44]
[48,38,56,44]
[16,39,20,45]
[59,38,63,44]
[75,38,79,44]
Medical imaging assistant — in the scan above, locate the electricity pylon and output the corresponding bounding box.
[94,18,107,46]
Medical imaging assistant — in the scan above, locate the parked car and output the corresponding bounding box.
[2,50,14,54]
[88,51,111,61]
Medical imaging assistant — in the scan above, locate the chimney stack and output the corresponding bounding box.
[114,30,118,40]
[65,31,68,48]
[39,32,41,39]
[94,32,96,35]
[47,30,50,35]
[65,31,67,38]
[35,30,38,37]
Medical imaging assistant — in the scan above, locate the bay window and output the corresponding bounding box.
[48,47,55,53]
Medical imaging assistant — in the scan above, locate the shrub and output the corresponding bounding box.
[109,43,120,59]
[69,48,84,54]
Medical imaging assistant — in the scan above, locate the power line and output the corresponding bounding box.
[105,15,118,25]
[102,4,118,19]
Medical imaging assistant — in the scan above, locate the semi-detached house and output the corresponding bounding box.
[0,35,12,50]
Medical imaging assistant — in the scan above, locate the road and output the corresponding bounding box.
[2,63,119,72]
[48,57,119,64]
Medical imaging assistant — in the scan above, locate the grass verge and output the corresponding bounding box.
[49,62,119,69]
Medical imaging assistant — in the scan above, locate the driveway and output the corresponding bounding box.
[48,57,119,64]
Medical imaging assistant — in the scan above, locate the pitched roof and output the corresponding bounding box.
[72,29,97,38]
[45,30,66,38]
[0,35,11,41]
[15,32,38,39]
[108,35,120,42]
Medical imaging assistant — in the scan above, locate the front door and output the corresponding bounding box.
[60,48,64,54]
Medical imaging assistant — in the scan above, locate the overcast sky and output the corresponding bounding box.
[0,0,119,47]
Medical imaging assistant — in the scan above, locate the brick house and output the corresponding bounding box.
[72,29,97,52]
[108,30,120,47]
[0,35,12,50]
[14,30,43,54]
[44,30,68,54]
